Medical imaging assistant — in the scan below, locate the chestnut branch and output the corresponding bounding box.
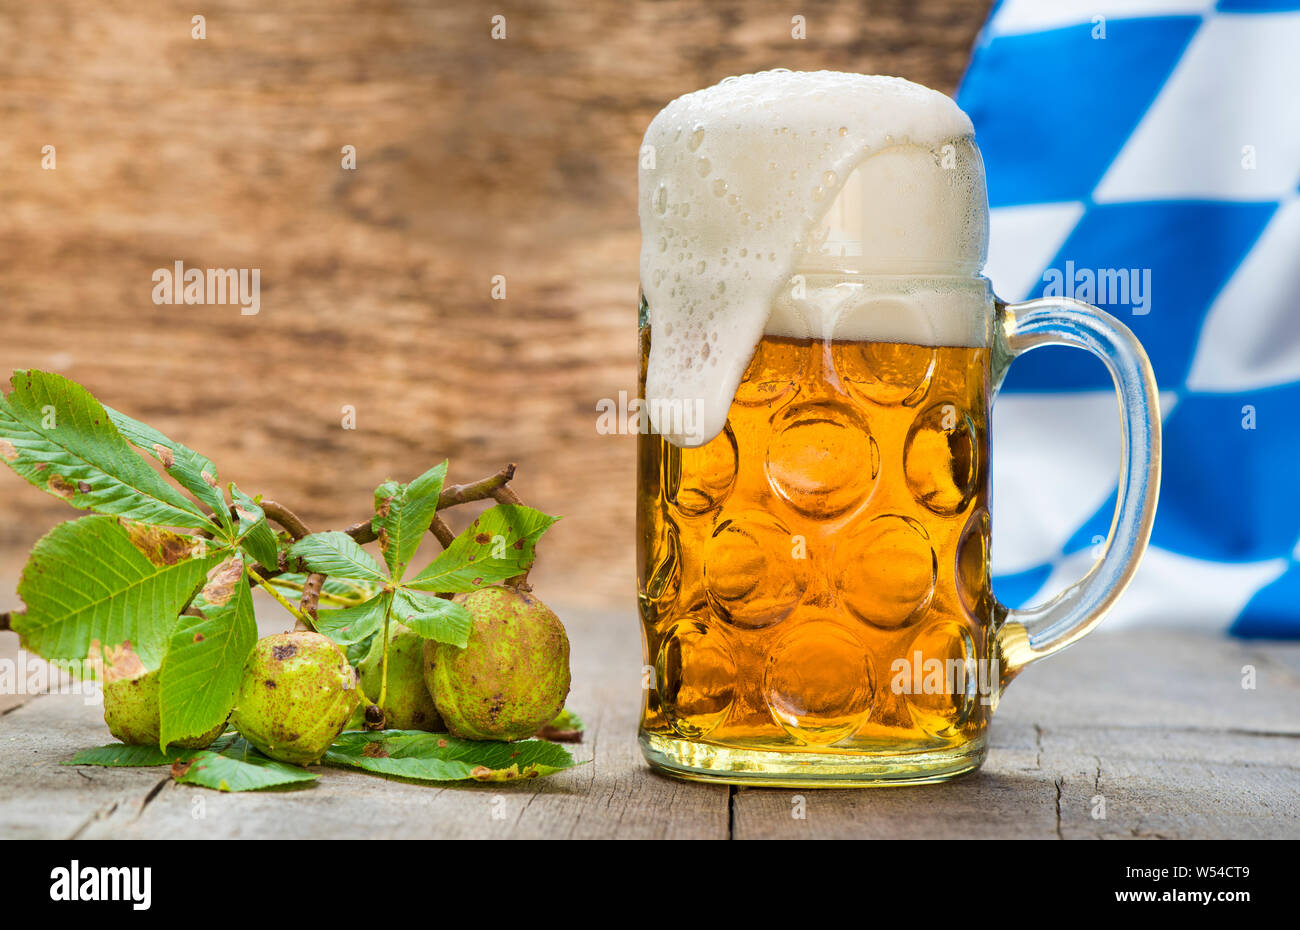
[0,464,528,638]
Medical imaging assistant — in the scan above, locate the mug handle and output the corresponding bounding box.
[991,296,1161,689]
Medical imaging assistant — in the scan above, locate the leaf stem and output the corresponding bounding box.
[377,594,394,709]
[490,483,533,589]
[265,579,359,609]
[246,566,314,628]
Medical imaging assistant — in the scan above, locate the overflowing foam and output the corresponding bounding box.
[639,71,989,446]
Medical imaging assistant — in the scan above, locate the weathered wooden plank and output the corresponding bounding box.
[0,691,167,840]
[26,606,729,839]
[999,629,1300,734]
[1048,727,1300,840]
[4,619,1297,839]
[732,631,1300,839]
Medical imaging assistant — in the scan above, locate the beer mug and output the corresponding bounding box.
[636,72,1161,786]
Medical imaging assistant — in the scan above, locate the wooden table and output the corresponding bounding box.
[2,609,1297,839]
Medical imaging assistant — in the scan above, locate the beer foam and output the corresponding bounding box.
[639,71,988,446]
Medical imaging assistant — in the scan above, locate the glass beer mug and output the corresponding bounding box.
[636,72,1161,786]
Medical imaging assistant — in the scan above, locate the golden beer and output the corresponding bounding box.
[637,324,994,778]
[634,71,1162,786]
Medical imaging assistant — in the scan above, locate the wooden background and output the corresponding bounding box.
[0,0,992,607]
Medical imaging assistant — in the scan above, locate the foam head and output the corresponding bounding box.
[639,71,989,447]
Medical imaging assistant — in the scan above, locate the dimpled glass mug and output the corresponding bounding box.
[634,72,1161,786]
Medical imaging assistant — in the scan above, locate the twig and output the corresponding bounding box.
[249,499,318,631]
[343,463,517,545]
[0,465,527,634]
[536,723,583,743]
[438,463,517,508]
[257,500,313,540]
[430,515,456,548]
[299,573,325,626]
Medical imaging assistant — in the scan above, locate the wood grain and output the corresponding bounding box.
[0,0,993,603]
[2,619,1296,839]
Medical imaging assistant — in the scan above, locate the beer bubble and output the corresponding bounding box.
[643,514,681,605]
[664,423,737,516]
[711,178,728,197]
[652,183,668,216]
[763,620,875,744]
[765,400,877,519]
[688,126,706,151]
[955,509,991,619]
[903,401,981,515]
[838,341,936,407]
[703,511,806,629]
[835,514,936,629]
[696,157,711,177]
[656,619,736,739]
[905,622,978,739]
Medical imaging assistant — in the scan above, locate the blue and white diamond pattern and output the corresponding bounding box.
[957,0,1300,636]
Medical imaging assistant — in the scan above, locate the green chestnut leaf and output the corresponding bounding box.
[172,738,319,792]
[104,404,229,533]
[391,588,471,647]
[230,485,281,570]
[14,515,220,667]
[314,592,391,646]
[405,505,558,594]
[158,555,257,750]
[288,531,387,584]
[0,369,215,530]
[372,461,447,581]
[324,730,577,782]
